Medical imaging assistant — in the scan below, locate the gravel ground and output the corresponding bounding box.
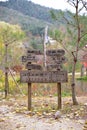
[0,96,87,130]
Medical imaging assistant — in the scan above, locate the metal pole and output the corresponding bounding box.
[57,82,62,109]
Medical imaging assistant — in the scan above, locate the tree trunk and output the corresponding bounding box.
[71,61,78,105]
[5,44,9,98]
[81,65,84,77]
[5,68,9,98]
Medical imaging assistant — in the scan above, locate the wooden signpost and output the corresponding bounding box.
[46,49,67,109]
[20,49,68,110]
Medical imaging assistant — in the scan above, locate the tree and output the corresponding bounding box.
[0,21,25,98]
[66,0,87,105]
[50,0,87,105]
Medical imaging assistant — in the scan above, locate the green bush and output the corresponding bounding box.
[77,76,87,81]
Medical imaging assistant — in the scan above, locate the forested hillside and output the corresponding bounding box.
[0,0,68,36]
[0,0,87,51]
[0,6,54,36]
[0,0,58,23]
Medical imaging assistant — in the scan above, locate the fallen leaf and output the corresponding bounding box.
[0,118,5,122]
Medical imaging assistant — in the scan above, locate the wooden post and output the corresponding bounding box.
[28,82,31,110]
[57,82,61,109]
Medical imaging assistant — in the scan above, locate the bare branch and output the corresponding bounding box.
[80,32,87,40]
[81,0,87,10]
[63,16,76,27]
[7,39,17,46]
[78,5,84,12]
[67,0,76,7]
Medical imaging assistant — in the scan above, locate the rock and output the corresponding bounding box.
[77,119,84,124]
[83,121,87,130]
[0,105,10,114]
[85,120,87,124]
[16,124,22,128]
[0,118,5,122]
[84,103,87,106]
[54,111,61,119]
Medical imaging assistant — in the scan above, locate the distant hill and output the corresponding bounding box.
[0,0,57,23]
[0,0,69,36]
[0,0,68,36]
[0,6,54,36]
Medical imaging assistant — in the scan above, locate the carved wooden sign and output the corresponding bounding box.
[21,55,37,62]
[49,56,67,64]
[20,49,68,110]
[20,70,68,83]
[46,49,65,56]
[26,63,42,70]
[47,64,62,70]
[21,49,68,83]
[27,50,42,55]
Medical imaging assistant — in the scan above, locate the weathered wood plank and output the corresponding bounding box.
[46,49,65,56]
[20,70,68,83]
[26,63,42,70]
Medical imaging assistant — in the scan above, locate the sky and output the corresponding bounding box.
[30,0,75,12]
[0,0,87,14]
[0,0,75,13]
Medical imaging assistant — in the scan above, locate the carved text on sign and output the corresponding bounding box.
[22,55,37,62]
[20,70,68,83]
[47,64,62,70]
[46,49,65,56]
[26,63,42,70]
[49,56,67,64]
[27,50,42,55]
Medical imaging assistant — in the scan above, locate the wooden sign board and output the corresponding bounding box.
[27,50,42,55]
[52,56,66,62]
[47,64,62,70]
[22,55,37,62]
[49,56,67,64]
[26,63,42,70]
[20,70,68,83]
[46,49,65,56]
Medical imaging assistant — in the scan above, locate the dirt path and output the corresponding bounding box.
[0,96,87,130]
